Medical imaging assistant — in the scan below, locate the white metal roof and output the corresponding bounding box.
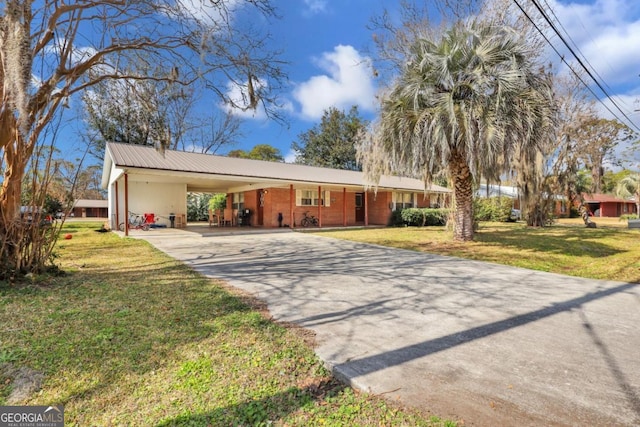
[476,184,520,198]
[102,142,450,194]
[74,199,108,208]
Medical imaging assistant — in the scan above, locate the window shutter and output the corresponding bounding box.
[324,190,331,207]
[296,189,302,207]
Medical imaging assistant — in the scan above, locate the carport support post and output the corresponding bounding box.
[290,184,294,228]
[318,185,322,228]
[124,173,129,236]
[342,188,347,226]
[364,190,369,226]
[115,181,119,230]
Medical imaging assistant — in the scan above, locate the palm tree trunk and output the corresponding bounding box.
[449,150,474,241]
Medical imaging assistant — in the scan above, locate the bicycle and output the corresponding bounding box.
[119,212,150,231]
[300,211,319,227]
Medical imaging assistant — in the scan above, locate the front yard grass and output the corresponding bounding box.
[317,218,640,284]
[0,222,453,426]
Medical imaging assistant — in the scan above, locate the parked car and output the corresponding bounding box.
[509,209,522,221]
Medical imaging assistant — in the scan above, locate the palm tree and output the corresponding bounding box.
[358,20,556,241]
[615,173,640,218]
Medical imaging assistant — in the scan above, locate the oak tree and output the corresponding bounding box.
[0,0,285,276]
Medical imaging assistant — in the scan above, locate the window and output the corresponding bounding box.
[296,189,330,207]
[232,192,244,210]
[429,194,438,208]
[393,192,414,210]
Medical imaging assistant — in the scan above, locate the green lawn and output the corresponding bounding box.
[316,218,640,284]
[0,222,454,427]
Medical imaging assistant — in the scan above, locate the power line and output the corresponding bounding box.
[530,0,637,128]
[513,0,640,132]
[528,0,640,131]
[539,0,618,98]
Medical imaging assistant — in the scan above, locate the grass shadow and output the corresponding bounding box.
[475,224,625,258]
[155,379,346,426]
[0,225,451,426]
[0,229,313,415]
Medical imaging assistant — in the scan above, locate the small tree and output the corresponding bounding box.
[292,106,367,170]
[615,173,640,218]
[208,194,227,211]
[187,194,212,222]
[227,144,284,161]
[83,62,244,159]
[575,118,636,194]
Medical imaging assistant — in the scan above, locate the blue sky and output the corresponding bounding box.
[230,0,640,164]
[226,0,384,162]
[62,0,640,166]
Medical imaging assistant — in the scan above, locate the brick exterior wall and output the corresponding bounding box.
[228,186,446,227]
[368,192,391,225]
[225,187,451,228]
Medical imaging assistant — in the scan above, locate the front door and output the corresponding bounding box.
[355,193,365,222]
[257,190,265,226]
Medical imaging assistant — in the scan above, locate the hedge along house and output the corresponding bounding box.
[101,142,450,234]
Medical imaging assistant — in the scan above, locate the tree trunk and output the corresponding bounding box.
[449,150,474,241]
[0,111,37,276]
[0,113,24,225]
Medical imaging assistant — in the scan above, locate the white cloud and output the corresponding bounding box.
[550,0,640,86]
[303,0,328,15]
[171,0,242,27]
[293,45,376,120]
[542,0,640,133]
[284,148,298,163]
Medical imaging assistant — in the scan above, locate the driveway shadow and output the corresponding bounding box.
[146,231,640,426]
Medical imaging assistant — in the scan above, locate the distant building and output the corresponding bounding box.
[72,199,108,218]
[582,193,638,217]
[476,183,570,218]
[476,184,521,209]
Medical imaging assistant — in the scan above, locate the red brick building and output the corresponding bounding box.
[102,143,450,231]
[582,193,638,217]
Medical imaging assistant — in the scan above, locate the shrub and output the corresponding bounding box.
[209,193,227,211]
[474,197,513,222]
[620,214,639,221]
[187,193,211,221]
[388,209,404,226]
[398,208,449,226]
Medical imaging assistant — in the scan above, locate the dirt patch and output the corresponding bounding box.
[1,363,44,403]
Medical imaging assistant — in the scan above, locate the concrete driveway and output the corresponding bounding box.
[138,228,640,426]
